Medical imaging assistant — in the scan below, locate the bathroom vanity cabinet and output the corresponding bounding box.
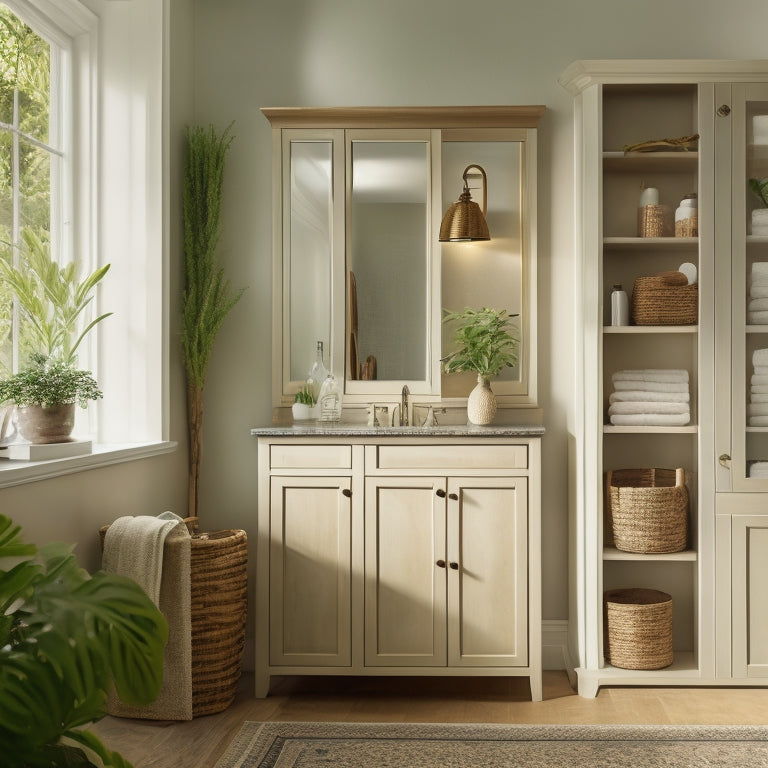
[252,426,543,700]
[560,59,768,696]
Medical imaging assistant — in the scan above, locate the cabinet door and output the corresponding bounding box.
[732,514,768,678]
[447,477,528,667]
[269,476,352,666]
[364,476,447,666]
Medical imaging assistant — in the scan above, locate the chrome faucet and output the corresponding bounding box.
[391,385,410,426]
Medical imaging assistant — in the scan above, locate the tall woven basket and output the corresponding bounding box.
[604,588,673,670]
[606,468,688,554]
[99,520,247,717]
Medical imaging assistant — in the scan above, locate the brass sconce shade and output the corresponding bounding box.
[439,164,490,242]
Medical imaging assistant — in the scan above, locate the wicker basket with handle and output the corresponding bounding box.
[606,468,688,554]
[631,275,698,325]
[604,588,673,670]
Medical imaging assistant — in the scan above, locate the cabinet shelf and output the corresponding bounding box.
[747,235,768,245]
[746,325,768,333]
[604,237,698,249]
[600,651,699,677]
[603,151,698,173]
[603,325,697,334]
[603,546,697,562]
[603,425,698,434]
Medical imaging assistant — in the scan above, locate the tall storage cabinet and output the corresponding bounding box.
[560,60,768,697]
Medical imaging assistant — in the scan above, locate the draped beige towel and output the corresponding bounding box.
[102,512,192,720]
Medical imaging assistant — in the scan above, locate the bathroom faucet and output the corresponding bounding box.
[391,385,410,426]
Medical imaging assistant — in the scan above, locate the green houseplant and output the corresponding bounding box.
[0,514,166,768]
[0,230,111,442]
[182,123,245,521]
[441,306,519,425]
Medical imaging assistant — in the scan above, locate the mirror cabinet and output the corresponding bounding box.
[263,106,544,418]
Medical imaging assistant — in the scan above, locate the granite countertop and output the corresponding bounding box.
[250,423,544,437]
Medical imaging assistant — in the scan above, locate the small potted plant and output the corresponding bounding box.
[292,382,317,421]
[0,353,103,443]
[441,307,519,425]
[749,176,768,235]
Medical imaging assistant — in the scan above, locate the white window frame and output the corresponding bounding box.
[0,0,175,488]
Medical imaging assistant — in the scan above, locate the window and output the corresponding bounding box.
[0,0,173,486]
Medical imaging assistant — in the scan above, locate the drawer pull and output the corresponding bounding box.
[449,562,459,570]
[436,559,446,568]
[342,488,352,497]
[436,488,446,498]
[448,493,459,501]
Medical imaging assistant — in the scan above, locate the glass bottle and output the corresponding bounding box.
[307,341,328,400]
[317,373,342,422]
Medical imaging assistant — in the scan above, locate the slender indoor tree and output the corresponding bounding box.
[182,123,244,522]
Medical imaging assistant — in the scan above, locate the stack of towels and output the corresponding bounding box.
[608,369,690,426]
[748,348,768,426]
[749,461,768,478]
[748,262,768,324]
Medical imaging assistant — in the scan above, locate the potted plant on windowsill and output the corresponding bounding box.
[0,229,111,443]
[441,307,519,425]
[0,514,166,768]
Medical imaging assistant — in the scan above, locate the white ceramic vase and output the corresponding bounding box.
[467,374,496,425]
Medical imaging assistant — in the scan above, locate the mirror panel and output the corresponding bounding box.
[348,135,430,384]
[287,139,333,382]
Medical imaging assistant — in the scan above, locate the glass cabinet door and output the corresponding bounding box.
[732,84,768,490]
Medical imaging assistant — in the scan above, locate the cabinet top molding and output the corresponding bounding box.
[559,59,768,95]
[261,105,546,129]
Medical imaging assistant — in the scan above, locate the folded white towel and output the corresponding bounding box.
[750,299,768,312]
[750,461,768,472]
[608,401,689,415]
[751,285,768,298]
[610,412,690,426]
[609,390,690,403]
[750,393,768,403]
[612,369,689,383]
[754,366,768,376]
[748,310,768,324]
[754,349,768,367]
[752,262,768,277]
[613,380,689,394]
[749,469,768,477]
[752,385,768,395]
[749,403,768,417]
[752,374,768,386]
[749,415,768,426]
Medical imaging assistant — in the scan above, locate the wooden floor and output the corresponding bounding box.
[90,672,768,768]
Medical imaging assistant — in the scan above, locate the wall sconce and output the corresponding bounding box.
[439,164,490,242]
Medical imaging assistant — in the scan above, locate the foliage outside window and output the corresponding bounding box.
[0,3,63,377]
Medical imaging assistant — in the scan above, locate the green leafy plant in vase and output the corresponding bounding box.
[0,514,166,768]
[0,229,111,443]
[292,382,317,421]
[441,307,519,425]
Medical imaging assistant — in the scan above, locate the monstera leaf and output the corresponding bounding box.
[0,515,167,768]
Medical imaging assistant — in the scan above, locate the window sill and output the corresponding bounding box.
[0,441,178,489]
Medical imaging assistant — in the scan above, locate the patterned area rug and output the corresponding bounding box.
[214,721,768,767]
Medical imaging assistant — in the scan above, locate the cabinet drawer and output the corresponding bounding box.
[270,444,352,469]
[372,444,527,471]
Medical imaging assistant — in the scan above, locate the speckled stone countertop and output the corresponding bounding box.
[250,424,544,437]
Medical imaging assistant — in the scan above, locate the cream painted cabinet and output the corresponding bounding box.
[253,430,542,700]
[562,59,768,697]
[364,476,528,669]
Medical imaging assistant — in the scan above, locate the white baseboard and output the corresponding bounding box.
[542,619,576,687]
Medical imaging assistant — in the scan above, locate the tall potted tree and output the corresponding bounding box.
[180,123,248,716]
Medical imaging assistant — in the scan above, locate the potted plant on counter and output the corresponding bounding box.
[441,306,519,425]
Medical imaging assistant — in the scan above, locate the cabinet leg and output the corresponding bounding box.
[529,673,543,702]
[255,671,270,699]
[577,674,599,698]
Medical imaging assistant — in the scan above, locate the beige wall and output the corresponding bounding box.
[5,0,768,668]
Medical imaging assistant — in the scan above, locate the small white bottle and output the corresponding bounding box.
[307,341,328,400]
[611,285,629,326]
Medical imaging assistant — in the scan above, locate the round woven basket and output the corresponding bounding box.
[604,588,673,670]
[98,521,247,717]
[631,276,698,325]
[607,468,688,554]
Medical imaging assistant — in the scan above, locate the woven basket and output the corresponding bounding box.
[606,468,688,554]
[99,520,247,717]
[631,276,698,325]
[637,204,670,237]
[604,588,673,670]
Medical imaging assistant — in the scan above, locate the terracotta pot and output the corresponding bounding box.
[467,374,497,425]
[16,403,76,444]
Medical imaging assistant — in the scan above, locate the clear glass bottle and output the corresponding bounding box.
[317,373,342,422]
[307,341,328,400]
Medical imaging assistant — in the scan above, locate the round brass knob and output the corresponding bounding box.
[717,104,731,117]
